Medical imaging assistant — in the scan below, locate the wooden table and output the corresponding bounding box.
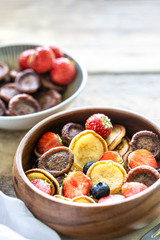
[0,0,160,239]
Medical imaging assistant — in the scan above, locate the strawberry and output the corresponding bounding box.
[18,49,35,70]
[121,182,148,198]
[128,149,158,169]
[98,194,125,204]
[99,151,123,165]
[37,132,63,154]
[50,57,76,85]
[62,171,91,199]
[85,113,113,138]
[31,179,51,195]
[30,46,55,73]
[49,45,64,58]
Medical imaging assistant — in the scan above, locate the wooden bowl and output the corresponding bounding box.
[13,107,160,240]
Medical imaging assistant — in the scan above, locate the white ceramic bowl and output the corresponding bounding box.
[0,43,87,130]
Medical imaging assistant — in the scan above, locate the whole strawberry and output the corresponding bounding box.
[30,46,55,73]
[50,57,76,85]
[85,113,113,138]
[18,49,35,70]
[49,45,64,58]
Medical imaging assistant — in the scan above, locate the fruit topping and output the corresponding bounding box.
[87,160,127,194]
[15,69,40,93]
[18,49,35,70]
[38,146,74,177]
[49,45,64,58]
[85,113,112,138]
[83,161,95,174]
[69,130,108,171]
[131,130,160,158]
[90,182,110,200]
[98,194,125,204]
[8,93,41,116]
[50,57,76,85]
[126,165,160,187]
[99,151,123,165]
[128,149,158,169]
[0,83,20,102]
[0,62,9,80]
[0,99,6,116]
[105,124,126,150]
[72,196,96,203]
[37,132,63,154]
[25,168,60,196]
[62,171,91,199]
[34,89,62,111]
[61,122,84,146]
[121,182,148,198]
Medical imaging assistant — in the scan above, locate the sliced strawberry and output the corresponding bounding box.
[121,182,148,198]
[98,194,125,204]
[99,151,123,165]
[50,57,76,85]
[49,45,64,58]
[85,113,113,138]
[18,49,35,70]
[37,132,63,154]
[31,178,51,195]
[128,149,158,169]
[30,46,55,73]
[62,171,91,199]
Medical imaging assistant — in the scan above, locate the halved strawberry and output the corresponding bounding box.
[49,45,64,58]
[98,194,125,204]
[99,151,123,165]
[85,113,113,138]
[128,149,158,169]
[31,179,51,195]
[37,132,63,154]
[121,182,148,198]
[62,171,91,199]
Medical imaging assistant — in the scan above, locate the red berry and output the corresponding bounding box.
[98,194,125,204]
[62,171,91,199]
[31,179,51,195]
[50,57,76,85]
[37,132,62,154]
[121,182,148,198]
[30,46,55,73]
[49,45,64,58]
[128,149,158,169]
[18,49,35,70]
[85,113,113,138]
[99,151,123,165]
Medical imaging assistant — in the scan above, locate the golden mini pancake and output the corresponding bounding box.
[105,125,126,151]
[69,130,108,171]
[87,160,127,194]
[115,136,131,157]
[72,196,96,203]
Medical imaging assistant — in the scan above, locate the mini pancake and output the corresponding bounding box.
[72,196,96,203]
[105,125,126,151]
[87,160,127,194]
[40,73,66,92]
[0,83,20,102]
[38,146,74,177]
[115,136,131,157]
[126,165,160,187]
[0,62,9,81]
[0,99,6,116]
[61,122,84,146]
[69,130,108,171]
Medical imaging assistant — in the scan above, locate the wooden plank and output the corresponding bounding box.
[0,0,160,72]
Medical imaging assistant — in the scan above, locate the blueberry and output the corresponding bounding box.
[91,182,110,199]
[83,161,95,174]
[157,168,160,174]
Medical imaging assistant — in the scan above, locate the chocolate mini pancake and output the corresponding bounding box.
[0,83,20,102]
[8,93,41,116]
[0,99,6,116]
[131,130,160,158]
[126,165,160,187]
[61,122,84,146]
[105,125,126,151]
[38,146,74,177]
[34,89,62,110]
[15,69,40,93]
[0,62,9,81]
[40,73,66,92]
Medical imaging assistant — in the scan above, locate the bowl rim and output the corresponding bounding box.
[0,43,87,120]
[15,106,160,207]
